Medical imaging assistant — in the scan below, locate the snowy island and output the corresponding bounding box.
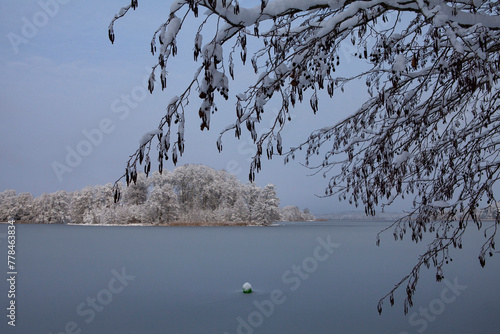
[0,165,314,226]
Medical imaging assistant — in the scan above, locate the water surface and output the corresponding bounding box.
[0,221,498,333]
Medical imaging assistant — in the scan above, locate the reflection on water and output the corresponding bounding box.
[0,221,498,334]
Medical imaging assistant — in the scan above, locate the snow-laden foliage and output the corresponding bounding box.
[0,165,283,226]
[123,173,149,206]
[280,205,315,221]
[110,0,500,314]
[0,190,17,221]
[70,184,114,224]
[168,165,280,224]
[32,191,71,224]
[142,180,179,225]
[0,190,35,222]
[259,184,281,224]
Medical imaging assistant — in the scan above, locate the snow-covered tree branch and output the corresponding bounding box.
[109,0,500,314]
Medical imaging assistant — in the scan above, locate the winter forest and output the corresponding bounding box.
[0,164,313,225]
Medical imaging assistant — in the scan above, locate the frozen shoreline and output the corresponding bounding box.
[0,221,279,227]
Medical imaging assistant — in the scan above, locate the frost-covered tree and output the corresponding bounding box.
[143,182,179,224]
[0,189,17,221]
[70,186,99,224]
[257,184,280,225]
[113,204,145,224]
[12,192,35,221]
[237,182,279,224]
[240,182,262,223]
[123,172,149,206]
[280,205,315,222]
[169,164,205,213]
[94,183,115,208]
[32,191,71,224]
[302,207,315,220]
[279,205,303,221]
[70,185,115,224]
[169,164,242,219]
[206,169,242,209]
[0,190,34,221]
[231,195,250,222]
[110,0,500,313]
[84,205,118,225]
[70,186,94,224]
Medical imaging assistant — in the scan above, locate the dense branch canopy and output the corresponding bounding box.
[109,0,500,314]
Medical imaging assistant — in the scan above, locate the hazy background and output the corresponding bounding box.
[0,0,455,214]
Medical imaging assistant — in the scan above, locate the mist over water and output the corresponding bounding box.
[0,221,498,334]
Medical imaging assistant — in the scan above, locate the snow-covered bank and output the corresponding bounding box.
[66,221,258,227]
[0,220,266,227]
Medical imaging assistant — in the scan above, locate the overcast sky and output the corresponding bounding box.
[0,0,417,215]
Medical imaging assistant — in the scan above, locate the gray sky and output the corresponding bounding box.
[0,0,412,215]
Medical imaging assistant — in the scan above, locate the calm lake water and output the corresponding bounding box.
[0,221,499,334]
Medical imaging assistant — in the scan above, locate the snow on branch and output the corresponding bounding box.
[109,0,500,314]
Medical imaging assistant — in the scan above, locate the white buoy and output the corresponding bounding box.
[242,282,252,293]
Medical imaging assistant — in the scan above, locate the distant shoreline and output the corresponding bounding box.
[0,220,282,227]
[1,219,497,226]
[0,219,321,226]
